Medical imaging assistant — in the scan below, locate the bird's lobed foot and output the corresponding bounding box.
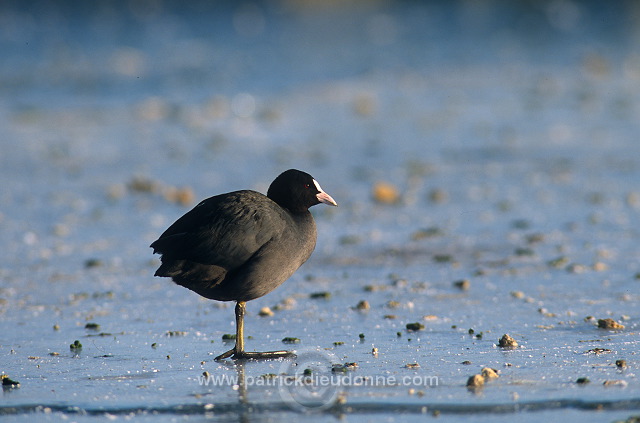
[214,349,295,361]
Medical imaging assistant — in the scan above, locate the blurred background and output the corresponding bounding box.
[3,0,640,261]
[2,0,640,270]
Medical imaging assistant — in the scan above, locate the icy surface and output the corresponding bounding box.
[1,1,639,422]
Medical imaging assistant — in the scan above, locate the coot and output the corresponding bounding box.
[150,169,337,360]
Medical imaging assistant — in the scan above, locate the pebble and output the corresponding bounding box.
[603,380,628,387]
[353,93,377,117]
[372,182,401,204]
[411,227,444,240]
[453,279,470,291]
[258,306,274,317]
[1,375,20,388]
[592,261,608,271]
[598,318,625,330]
[163,186,195,206]
[497,334,519,349]
[428,188,449,204]
[309,291,331,299]
[510,291,525,299]
[466,374,485,387]
[481,367,499,379]
[355,300,370,310]
[406,322,425,331]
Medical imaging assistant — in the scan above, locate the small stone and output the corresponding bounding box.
[514,247,535,256]
[84,258,103,268]
[1,375,20,388]
[566,263,587,273]
[461,360,472,365]
[258,307,274,317]
[481,367,499,379]
[428,188,449,204]
[576,377,590,385]
[598,318,625,330]
[353,93,377,117]
[282,337,300,344]
[355,300,370,310]
[411,227,443,240]
[466,374,485,387]
[364,284,386,292]
[593,262,608,272]
[510,290,525,299]
[406,322,425,331]
[405,363,420,369]
[128,176,160,193]
[339,235,361,245]
[433,254,453,263]
[603,380,628,387]
[166,330,188,337]
[372,182,400,204]
[526,233,545,243]
[372,347,379,356]
[221,334,236,341]
[497,334,518,349]
[615,359,627,368]
[309,291,331,299]
[163,186,195,206]
[548,256,569,268]
[453,279,470,291]
[331,364,348,374]
[586,348,612,355]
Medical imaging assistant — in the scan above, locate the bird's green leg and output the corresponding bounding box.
[214,301,295,361]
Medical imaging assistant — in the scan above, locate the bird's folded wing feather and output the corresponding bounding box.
[150,191,286,269]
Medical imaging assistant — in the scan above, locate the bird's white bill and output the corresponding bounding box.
[313,179,338,206]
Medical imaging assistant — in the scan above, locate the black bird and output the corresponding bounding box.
[150,169,337,360]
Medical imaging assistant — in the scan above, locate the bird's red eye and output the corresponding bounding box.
[304,184,310,188]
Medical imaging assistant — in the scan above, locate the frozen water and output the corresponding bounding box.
[1,1,639,422]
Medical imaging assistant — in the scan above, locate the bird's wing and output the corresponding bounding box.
[150,191,286,270]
